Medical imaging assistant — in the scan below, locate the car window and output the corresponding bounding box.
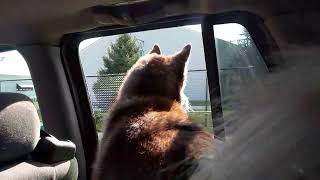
[78,24,213,137]
[0,50,43,129]
[213,23,269,136]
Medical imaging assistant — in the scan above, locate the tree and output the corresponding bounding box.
[218,28,254,108]
[239,27,252,48]
[93,34,143,112]
[99,34,142,75]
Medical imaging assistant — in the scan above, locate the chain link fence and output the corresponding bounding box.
[87,74,126,111]
[86,70,211,112]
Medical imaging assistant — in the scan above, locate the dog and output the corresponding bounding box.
[92,44,214,180]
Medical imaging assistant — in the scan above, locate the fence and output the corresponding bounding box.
[84,70,210,112]
[84,70,212,132]
[86,73,126,111]
[0,69,213,131]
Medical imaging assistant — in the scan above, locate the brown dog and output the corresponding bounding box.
[92,44,214,180]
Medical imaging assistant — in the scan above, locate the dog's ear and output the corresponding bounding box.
[172,44,191,80]
[172,44,191,70]
[174,44,191,63]
[149,44,161,54]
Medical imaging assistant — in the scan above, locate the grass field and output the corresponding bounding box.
[94,110,214,133]
[189,100,211,107]
[189,111,214,133]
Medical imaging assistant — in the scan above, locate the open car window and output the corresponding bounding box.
[77,22,269,139]
[213,23,269,137]
[78,24,213,137]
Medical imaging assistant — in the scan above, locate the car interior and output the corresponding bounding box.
[0,0,319,179]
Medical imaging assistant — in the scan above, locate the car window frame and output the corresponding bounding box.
[61,10,280,177]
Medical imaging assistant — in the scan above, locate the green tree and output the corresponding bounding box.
[93,34,142,112]
[239,27,252,49]
[99,34,142,74]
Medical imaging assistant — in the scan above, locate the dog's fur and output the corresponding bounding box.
[92,44,214,180]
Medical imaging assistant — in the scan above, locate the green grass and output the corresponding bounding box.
[188,111,214,133]
[189,100,211,107]
[94,111,105,132]
[93,111,216,134]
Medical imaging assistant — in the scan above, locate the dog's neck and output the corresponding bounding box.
[105,96,185,131]
[113,96,178,114]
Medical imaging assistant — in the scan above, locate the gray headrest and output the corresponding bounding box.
[0,93,40,163]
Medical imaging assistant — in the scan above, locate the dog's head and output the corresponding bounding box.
[118,44,191,106]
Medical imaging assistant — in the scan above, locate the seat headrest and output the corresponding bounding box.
[0,92,40,163]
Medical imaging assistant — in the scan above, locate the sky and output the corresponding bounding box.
[1,23,245,77]
[186,23,245,42]
[0,50,30,76]
[79,37,102,51]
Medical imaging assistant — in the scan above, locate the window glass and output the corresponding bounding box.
[0,50,43,129]
[78,24,213,137]
[213,23,268,136]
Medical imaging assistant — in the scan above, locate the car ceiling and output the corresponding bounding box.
[0,0,319,48]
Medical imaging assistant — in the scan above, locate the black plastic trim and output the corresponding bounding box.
[202,18,224,138]
[61,40,98,179]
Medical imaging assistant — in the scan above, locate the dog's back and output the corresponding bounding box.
[94,97,213,179]
[92,45,214,180]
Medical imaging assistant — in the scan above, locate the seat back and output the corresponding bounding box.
[0,92,40,164]
[0,92,78,180]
